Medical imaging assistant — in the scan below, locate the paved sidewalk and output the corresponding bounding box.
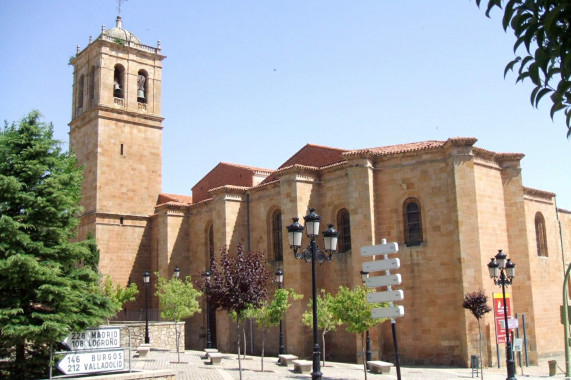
[128,349,570,379]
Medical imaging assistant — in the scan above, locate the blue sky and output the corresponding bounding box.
[1,1,569,209]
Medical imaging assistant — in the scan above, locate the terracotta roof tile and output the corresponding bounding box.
[158,193,193,205]
[262,144,347,184]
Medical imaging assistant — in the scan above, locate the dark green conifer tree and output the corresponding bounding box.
[0,111,115,378]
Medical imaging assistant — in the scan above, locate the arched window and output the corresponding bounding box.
[207,224,214,263]
[89,65,95,101]
[403,198,423,246]
[113,64,124,98]
[137,70,148,103]
[336,208,351,253]
[535,212,548,256]
[272,210,283,261]
[78,74,85,109]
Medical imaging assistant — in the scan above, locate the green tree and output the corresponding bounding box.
[199,244,271,380]
[0,111,115,378]
[476,1,571,137]
[463,290,492,380]
[101,276,139,324]
[251,288,302,371]
[330,285,387,380]
[301,289,342,367]
[155,273,202,363]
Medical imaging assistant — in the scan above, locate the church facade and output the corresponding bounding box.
[69,17,571,366]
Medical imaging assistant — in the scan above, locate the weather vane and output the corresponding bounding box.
[117,0,127,15]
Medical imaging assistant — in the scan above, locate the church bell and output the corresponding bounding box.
[137,89,145,99]
[114,82,121,91]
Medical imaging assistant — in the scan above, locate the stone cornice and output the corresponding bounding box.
[524,187,556,199]
[473,147,525,163]
[72,37,166,64]
[208,185,248,201]
[69,105,164,129]
[154,201,189,216]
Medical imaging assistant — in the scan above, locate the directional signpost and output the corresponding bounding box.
[56,326,126,376]
[361,239,403,380]
[62,326,121,350]
[56,349,125,375]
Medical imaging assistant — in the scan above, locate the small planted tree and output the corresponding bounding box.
[101,276,139,324]
[301,289,342,367]
[155,273,202,363]
[200,244,271,380]
[463,290,492,379]
[251,288,302,371]
[330,285,387,380]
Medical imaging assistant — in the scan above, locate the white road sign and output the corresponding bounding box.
[365,274,402,288]
[57,349,125,375]
[62,327,121,350]
[361,242,399,257]
[367,290,404,303]
[362,258,400,272]
[372,306,405,319]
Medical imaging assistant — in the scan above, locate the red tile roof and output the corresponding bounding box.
[157,193,193,205]
[261,144,347,184]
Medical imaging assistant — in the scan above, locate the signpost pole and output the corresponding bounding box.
[382,246,402,380]
[362,238,404,380]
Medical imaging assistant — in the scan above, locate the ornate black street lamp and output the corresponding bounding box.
[287,208,339,380]
[205,269,213,349]
[143,271,150,344]
[275,268,285,355]
[360,270,372,365]
[487,250,517,380]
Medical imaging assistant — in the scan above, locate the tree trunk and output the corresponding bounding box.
[261,332,266,372]
[322,331,326,367]
[362,333,368,380]
[175,321,181,363]
[478,318,484,380]
[15,343,25,373]
[243,324,247,358]
[237,320,243,380]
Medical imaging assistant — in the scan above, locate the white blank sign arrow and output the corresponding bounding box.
[372,305,405,319]
[362,258,400,272]
[367,290,404,303]
[361,242,399,257]
[365,274,402,288]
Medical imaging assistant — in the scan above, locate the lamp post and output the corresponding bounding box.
[276,268,285,355]
[287,208,339,380]
[205,269,213,349]
[360,270,372,366]
[174,266,180,279]
[487,250,517,380]
[143,271,150,344]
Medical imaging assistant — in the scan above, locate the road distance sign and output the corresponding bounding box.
[361,242,399,257]
[362,258,400,272]
[62,327,121,350]
[57,349,125,375]
[365,274,402,288]
[372,306,405,319]
[367,290,404,303]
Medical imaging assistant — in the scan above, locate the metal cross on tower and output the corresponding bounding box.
[117,0,127,15]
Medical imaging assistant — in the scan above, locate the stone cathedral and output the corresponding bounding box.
[69,17,571,366]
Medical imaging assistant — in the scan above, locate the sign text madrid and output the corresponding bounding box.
[62,327,121,350]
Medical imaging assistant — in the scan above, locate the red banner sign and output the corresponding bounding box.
[493,293,512,344]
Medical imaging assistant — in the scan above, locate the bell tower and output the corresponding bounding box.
[69,16,165,285]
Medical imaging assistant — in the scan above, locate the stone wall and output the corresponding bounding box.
[112,322,183,352]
